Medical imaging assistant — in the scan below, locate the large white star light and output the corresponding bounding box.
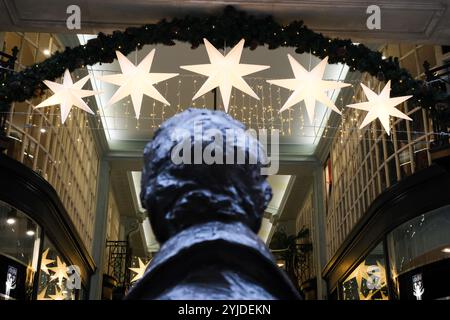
[180,38,270,112]
[346,81,412,135]
[35,69,98,124]
[99,50,178,118]
[267,55,350,123]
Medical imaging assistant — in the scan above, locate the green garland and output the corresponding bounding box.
[0,6,447,115]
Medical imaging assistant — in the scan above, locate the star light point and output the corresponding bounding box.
[49,256,69,287]
[267,55,350,123]
[180,38,270,112]
[40,248,55,275]
[35,69,98,124]
[99,50,178,118]
[346,80,412,135]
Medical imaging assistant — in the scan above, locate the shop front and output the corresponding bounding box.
[323,164,450,300]
[0,155,95,300]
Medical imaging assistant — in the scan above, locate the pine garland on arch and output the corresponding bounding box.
[0,6,447,118]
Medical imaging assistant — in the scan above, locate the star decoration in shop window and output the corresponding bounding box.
[49,256,69,287]
[129,258,151,283]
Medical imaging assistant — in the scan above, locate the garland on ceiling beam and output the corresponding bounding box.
[0,6,447,117]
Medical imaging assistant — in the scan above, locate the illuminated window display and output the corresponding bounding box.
[387,205,450,300]
[341,243,389,300]
[0,199,85,300]
[0,200,41,300]
[37,238,82,300]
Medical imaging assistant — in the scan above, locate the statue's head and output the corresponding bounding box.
[140,108,272,243]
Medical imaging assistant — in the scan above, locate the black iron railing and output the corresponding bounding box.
[424,60,450,150]
[105,241,132,289]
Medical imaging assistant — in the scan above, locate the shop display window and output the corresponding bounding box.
[37,237,82,300]
[387,205,450,299]
[341,243,389,300]
[0,200,41,300]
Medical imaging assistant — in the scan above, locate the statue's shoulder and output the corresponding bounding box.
[125,222,301,300]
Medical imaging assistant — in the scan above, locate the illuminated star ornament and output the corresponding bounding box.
[99,50,178,118]
[49,256,69,286]
[346,80,412,135]
[129,258,150,283]
[35,69,98,124]
[48,287,66,300]
[37,286,51,300]
[180,38,270,112]
[267,55,350,123]
[40,248,55,275]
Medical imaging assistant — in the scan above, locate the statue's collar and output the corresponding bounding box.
[147,221,274,275]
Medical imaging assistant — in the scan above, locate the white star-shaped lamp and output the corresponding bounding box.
[99,50,178,118]
[48,287,66,301]
[129,258,150,283]
[267,55,350,123]
[347,80,412,135]
[180,38,270,112]
[35,69,98,124]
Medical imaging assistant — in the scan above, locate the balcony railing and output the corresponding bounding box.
[424,60,450,150]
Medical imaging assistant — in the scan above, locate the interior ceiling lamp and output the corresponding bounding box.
[26,219,36,236]
[6,209,17,225]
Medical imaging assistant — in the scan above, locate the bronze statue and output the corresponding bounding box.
[125,108,300,300]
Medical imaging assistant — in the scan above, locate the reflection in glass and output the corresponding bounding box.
[37,238,81,300]
[387,205,450,297]
[342,243,389,300]
[0,201,41,300]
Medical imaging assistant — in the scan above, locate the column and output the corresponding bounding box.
[89,159,110,300]
[312,165,328,300]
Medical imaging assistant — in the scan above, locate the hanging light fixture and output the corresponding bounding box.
[6,209,17,225]
[26,219,36,236]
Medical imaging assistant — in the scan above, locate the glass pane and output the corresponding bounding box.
[3,33,22,57]
[20,39,37,67]
[0,200,41,300]
[37,237,81,300]
[400,54,418,78]
[387,205,450,276]
[387,205,450,300]
[341,243,389,300]
[417,46,436,71]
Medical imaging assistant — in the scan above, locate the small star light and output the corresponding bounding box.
[40,248,55,275]
[267,55,350,123]
[35,69,99,124]
[37,286,51,300]
[99,50,178,119]
[180,38,270,112]
[129,258,150,283]
[48,287,66,301]
[49,256,69,287]
[346,81,412,135]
